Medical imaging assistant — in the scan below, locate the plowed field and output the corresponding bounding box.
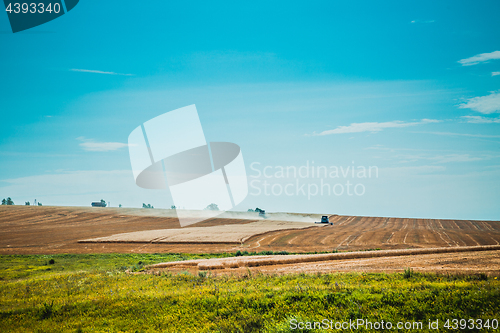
[1,206,499,255]
[244,215,500,252]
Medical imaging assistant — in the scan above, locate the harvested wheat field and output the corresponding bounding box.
[148,245,500,270]
[244,215,500,252]
[0,206,257,254]
[80,221,319,244]
[0,206,499,256]
[147,247,500,276]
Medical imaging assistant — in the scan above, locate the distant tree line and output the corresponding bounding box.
[2,198,42,206]
[25,201,41,206]
[1,197,14,205]
[205,203,219,211]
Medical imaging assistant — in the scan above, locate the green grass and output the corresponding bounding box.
[0,254,499,332]
[0,250,351,281]
[0,253,230,281]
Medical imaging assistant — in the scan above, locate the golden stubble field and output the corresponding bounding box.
[1,206,499,255]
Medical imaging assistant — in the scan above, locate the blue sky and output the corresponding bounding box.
[1,1,499,219]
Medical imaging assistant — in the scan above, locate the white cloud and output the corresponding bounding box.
[410,19,435,24]
[461,115,500,124]
[414,131,500,138]
[435,155,484,163]
[458,50,500,66]
[398,154,486,164]
[382,165,447,176]
[459,91,500,114]
[313,119,440,136]
[70,69,134,76]
[492,72,500,76]
[77,137,129,152]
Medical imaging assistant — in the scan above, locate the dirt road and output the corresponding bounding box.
[148,247,500,276]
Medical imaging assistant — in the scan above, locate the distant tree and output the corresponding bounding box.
[1,199,6,205]
[255,207,264,213]
[6,197,14,205]
[247,208,255,212]
[205,203,219,211]
[100,199,107,207]
[171,205,176,209]
[142,203,154,209]
[25,201,30,206]
[38,202,42,206]
[119,204,122,208]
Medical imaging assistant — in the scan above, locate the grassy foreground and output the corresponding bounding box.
[0,254,499,332]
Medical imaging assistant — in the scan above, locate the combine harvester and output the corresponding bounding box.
[315,215,333,225]
[252,207,266,218]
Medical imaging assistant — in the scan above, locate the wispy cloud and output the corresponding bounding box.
[410,19,435,24]
[312,119,440,136]
[382,165,446,175]
[398,153,486,164]
[493,72,500,76]
[458,50,500,66]
[77,137,129,152]
[459,90,500,114]
[414,131,500,139]
[70,69,134,76]
[461,115,500,124]
[367,144,500,165]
